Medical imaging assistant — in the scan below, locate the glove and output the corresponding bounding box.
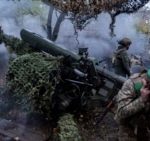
[140,86,150,103]
[140,79,150,102]
[140,78,150,102]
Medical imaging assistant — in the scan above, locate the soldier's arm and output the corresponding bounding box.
[116,79,145,122]
[121,52,130,76]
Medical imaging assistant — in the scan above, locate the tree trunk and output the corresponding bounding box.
[47,6,54,40]
[52,12,65,41]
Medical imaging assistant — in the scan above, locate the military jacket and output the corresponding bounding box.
[115,74,147,123]
[114,47,131,76]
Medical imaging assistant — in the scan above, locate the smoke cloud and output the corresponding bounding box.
[0,0,150,60]
[56,11,149,60]
[0,0,48,37]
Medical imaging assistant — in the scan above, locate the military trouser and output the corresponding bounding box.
[118,125,136,141]
[114,67,129,78]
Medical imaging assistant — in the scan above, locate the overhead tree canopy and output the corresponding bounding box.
[43,0,150,30]
[44,0,149,15]
[9,0,150,36]
[45,0,127,14]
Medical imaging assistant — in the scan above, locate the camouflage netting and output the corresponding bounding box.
[2,35,32,55]
[6,52,61,117]
[46,0,149,15]
[45,0,149,29]
[46,0,126,14]
[0,28,33,55]
[57,114,82,141]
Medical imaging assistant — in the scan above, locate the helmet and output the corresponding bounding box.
[118,37,132,46]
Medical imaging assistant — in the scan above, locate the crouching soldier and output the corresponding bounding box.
[115,69,150,141]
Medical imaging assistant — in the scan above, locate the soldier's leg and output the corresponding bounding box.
[118,125,136,141]
[115,68,126,77]
[137,127,149,141]
[136,121,149,141]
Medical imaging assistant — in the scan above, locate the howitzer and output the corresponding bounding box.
[20,29,126,84]
[20,29,127,124]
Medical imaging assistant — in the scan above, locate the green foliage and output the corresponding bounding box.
[15,0,48,24]
[135,20,150,35]
[0,28,33,55]
[57,114,82,141]
[6,52,60,117]
[17,1,43,16]
[3,35,32,55]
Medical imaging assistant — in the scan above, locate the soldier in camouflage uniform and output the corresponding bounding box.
[113,38,132,77]
[115,70,150,141]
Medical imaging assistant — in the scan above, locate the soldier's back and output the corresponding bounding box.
[113,48,129,77]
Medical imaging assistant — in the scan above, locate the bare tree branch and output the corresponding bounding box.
[52,12,65,41]
[47,6,54,40]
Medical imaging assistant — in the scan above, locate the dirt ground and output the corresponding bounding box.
[0,93,118,141]
[0,73,118,141]
[76,108,118,141]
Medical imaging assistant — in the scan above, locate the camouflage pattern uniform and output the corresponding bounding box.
[115,74,150,141]
[113,38,131,77]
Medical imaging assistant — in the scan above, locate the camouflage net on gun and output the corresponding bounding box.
[2,35,32,55]
[57,114,82,141]
[6,52,61,118]
[0,28,33,55]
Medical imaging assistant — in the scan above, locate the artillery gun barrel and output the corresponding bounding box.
[96,66,126,84]
[20,29,126,84]
[20,29,80,61]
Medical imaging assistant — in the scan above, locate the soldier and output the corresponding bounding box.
[113,37,132,77]
[115,69,150,141]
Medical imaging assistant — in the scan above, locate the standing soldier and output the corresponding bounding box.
[113,37,132,77]
[115,69,150,141]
